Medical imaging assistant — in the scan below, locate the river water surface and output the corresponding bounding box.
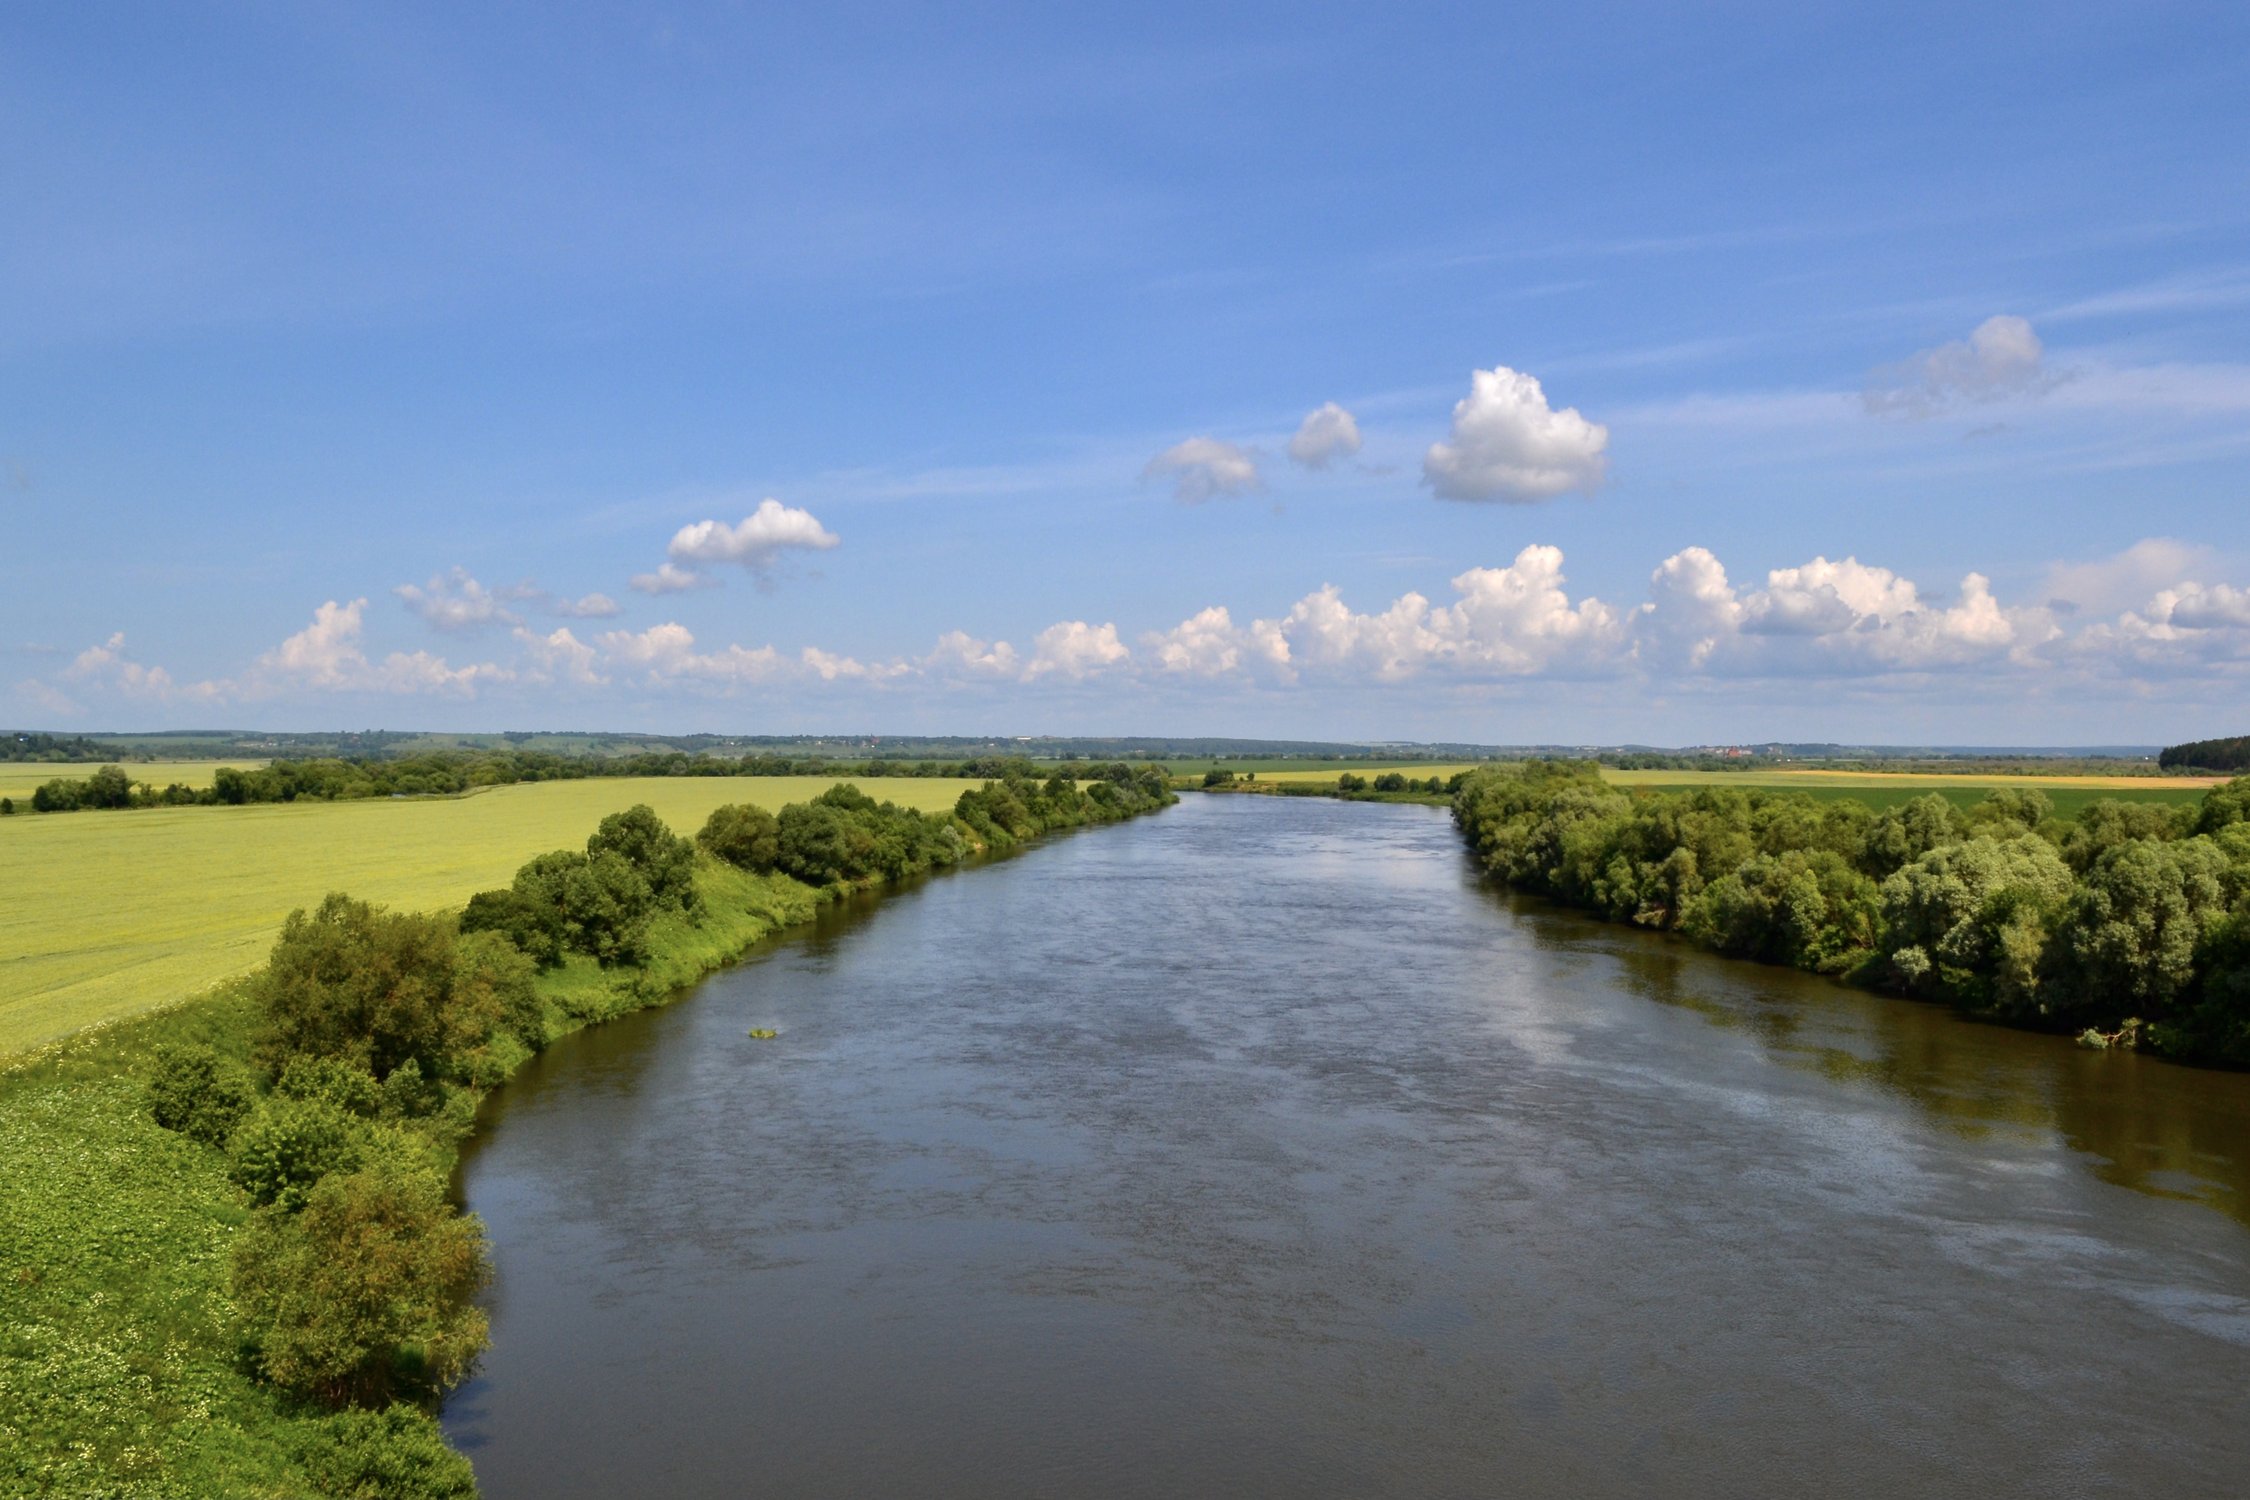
[445,795,2250,1498]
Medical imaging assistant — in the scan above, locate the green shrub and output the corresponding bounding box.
[588,803,700,911]
[295,1405,478,1500]
[460,885,567,967]
[145,1043,255,1147]
[253,894,506,1081]
[510,848,654,965]
[275,1054,383,1117]
[454,927,545,1054]
[697,801,782,871]
[229,1096,368,1210]
[230,1152,491,1408]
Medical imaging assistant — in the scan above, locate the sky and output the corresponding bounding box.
[4,1,2248,746]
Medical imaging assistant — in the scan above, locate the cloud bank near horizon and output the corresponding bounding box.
[25,538,2245,735]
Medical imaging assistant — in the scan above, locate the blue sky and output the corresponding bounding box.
[5,1,2248,744]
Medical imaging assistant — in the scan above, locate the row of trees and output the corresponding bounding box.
[15,749,1096,814]
[2163,736,2250,773]
[460,766,1176,970]
[1452,763,2250,1064]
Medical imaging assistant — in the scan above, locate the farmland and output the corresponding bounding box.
[0,759,263,801]
[1215,762,2214,820]
[1598,767,2217,819]
[0,775,982,1055]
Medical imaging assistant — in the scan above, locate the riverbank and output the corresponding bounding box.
[1450,762,2250,1067]
[0,777,1173,1497]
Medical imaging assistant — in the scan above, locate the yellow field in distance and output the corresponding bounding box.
[0,759,266,801]
[0,775,981,1056]
[1249,765,1477,784]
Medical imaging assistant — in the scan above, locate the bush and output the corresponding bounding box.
[295,1405,478,1500]
[275,1054,383,1117]
[697,802,782,871]
[231,1152,491,1408]
[146,1043,255,1147]
[511,848,655,965]
[459,886,566,967]
[454,928,546,1055]
[230,1096,368,1210]
[253,894,504,1081]
[588,803,700,911]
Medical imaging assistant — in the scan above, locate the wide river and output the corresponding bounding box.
[445,795,2250,1498]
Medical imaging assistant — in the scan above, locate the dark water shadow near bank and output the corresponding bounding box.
[447,796,2250,1500]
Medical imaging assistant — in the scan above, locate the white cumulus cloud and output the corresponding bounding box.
[1423,366,1608,502]
[667,498,840,570]
[1287,402,1362,469]
[1143,437,1262,503]
[1026,620,1130,680]
[923,631,1023,679]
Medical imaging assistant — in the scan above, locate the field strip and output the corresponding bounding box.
[0,759,266,800]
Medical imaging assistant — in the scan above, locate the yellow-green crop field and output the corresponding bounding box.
[1247,764,1478,784]
[0,759,265,801]
[1596,767,2219,820]
[1233,761,2220,821]
[1597,767,2223,792]
[0,776,980,1056]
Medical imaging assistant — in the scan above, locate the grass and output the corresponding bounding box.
[0,776,983,1056]
[0,857,829,1497]
[0,760,265,801]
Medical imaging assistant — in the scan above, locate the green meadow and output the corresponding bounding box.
[0,776,982,1056]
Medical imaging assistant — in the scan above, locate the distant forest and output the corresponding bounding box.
[2162,736,2250,772]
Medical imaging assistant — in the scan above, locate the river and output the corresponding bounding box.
[443,795,2250,1498]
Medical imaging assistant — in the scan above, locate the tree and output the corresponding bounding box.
[82,764,134,809]
[252,894,512,1081]
[2054,837,2232,1021]
[1878,835,2074,1014]
[508,848,656,965]
[697,802,781,872]
[587,804,699,911]
[230,1154,491,1408]
[459,886,566,968]
[229,1096,368,1210]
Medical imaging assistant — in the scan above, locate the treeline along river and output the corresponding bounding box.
[445,796,2250,1498]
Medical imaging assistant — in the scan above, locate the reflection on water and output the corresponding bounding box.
[446,796,2250,1499]
[1579,892,2250,1217]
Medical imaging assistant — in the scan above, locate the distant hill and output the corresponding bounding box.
[2160,736,2250,773]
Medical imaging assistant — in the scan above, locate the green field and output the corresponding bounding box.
[0,776,981,1056]
[0,759,264,801]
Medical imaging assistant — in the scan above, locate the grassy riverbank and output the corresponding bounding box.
[0,773,1173,1497]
